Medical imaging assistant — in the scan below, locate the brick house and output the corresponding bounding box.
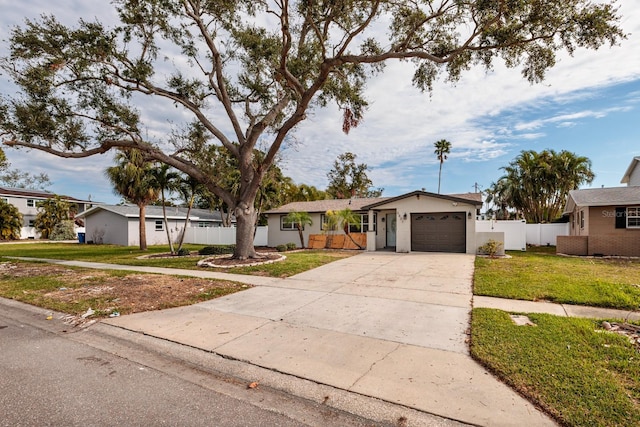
[558,157,640,256]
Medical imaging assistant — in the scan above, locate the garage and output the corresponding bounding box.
[411,212,466,253]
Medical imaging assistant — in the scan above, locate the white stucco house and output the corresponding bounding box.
[265,191,483,254]
[76,204,232,246]
[0,186,93,239]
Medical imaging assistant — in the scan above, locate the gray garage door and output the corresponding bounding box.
[411,212,466,253]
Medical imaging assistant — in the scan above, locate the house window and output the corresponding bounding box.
[320,213,376,232]
[198,222,213,228]
[27,199,35,207]
[579,210,584,229]
[627,207,640,228]
[280,215,299,231]
[1,198,7,203]
[28,220,35,227]
[155,220,164,231]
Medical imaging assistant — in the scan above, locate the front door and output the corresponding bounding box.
[386,213,397,247]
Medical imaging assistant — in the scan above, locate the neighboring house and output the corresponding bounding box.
[265,191,483,254]
[76,204,232,246]
[0,186,93,239]
[559,157,640,257]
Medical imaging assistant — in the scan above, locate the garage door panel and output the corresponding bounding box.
[411,212,466,253]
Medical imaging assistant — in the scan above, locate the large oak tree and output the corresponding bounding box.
[0,0,624,258]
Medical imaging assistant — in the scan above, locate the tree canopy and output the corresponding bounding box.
[326,152,382,199]
[0,0,625,257]
[34,196,76,239]
[486,149,595,223]
[0,148,51,189]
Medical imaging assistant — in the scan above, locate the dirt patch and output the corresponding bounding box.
[0,262,248,323]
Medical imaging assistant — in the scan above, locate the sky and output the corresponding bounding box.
[1,1,639,206]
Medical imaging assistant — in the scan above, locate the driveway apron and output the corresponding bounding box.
[105,252,555,426]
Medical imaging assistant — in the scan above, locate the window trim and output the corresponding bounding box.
[27,199,36,208]
[280,215,299,231]
[155,220,164,231]
[320,213,376,233]
[627,206,640,229]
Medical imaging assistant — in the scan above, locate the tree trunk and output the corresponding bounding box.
[233,204,258,259]
[176,195,194,252]
[138,204,148,251]
[297,225,305,248]
[161,193,175,254]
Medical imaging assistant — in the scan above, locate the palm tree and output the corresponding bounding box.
[434,139,452,194]
[151,163,180,253]
[335,208,364,249]
[284,210,313,248]
[105,149,160,251]
[495,149,594,223]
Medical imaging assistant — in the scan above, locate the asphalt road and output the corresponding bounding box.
[0,300,385,427]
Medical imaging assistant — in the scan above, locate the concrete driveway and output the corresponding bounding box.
[106,251,555,426]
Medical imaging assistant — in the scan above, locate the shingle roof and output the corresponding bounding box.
[265,197,390,214]
[564,186,640,214]
[0,186,92,203]
[265,191,483,214]
[77,204,229,221]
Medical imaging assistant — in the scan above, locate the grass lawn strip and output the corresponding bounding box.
[0,261,247,318]
[474,249,640,310]
[0,243,357,277]
[471,308,640,427]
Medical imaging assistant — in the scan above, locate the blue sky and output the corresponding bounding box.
[1,1,639,206]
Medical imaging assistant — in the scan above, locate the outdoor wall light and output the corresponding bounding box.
[403,212,408,220]
[468,212,472,219]
[381,217,385,222]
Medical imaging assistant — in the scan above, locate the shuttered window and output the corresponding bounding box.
[615,207,626,229]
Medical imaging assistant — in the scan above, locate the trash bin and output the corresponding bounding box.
[78,232,86,244]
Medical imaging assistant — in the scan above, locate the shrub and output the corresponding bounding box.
[276,244,288,252]
[176,248,190,256]
[286,242,297,250]
[478,239,503,258]
[0,199,22,240]
[50,220,77,241]
[198,245,235,255]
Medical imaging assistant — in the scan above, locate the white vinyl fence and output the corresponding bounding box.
[182,226,268,246]
[476,220,527,251]
[525,223,570,246]
[475,220,569,250]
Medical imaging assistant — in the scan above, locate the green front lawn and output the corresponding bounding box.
[473,247,640,426]
[0,243,357,277]
[471,308,640,427]
[474,249,640,310]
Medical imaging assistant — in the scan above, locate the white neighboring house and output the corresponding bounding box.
[0,186,93,239]
[76,204,232,246]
